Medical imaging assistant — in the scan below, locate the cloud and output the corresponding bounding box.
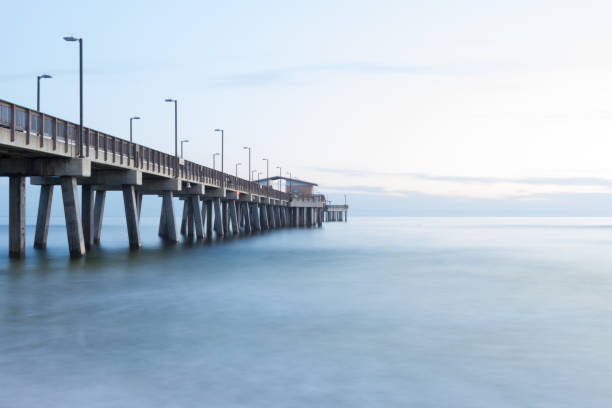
[211,61,516,88]
[315,167,612,188]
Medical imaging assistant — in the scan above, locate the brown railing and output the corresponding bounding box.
[0,99,290,201]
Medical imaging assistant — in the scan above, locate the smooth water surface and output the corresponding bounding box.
[1,217,612,407]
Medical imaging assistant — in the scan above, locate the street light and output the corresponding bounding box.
[235,162,241,177]
[36,74,52,112]
[214,129,224,188]
[213,152,220,170]
[129,116,140,143]
[164,98,178,177]
[180,139,189,158]
[63,36,84,158]
[262,158,269,187]
[288,171,292,194]
[251,169,257,181]
[276,166,282,191]
[243,146,251,182]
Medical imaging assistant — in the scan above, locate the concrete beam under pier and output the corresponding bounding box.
[0,158,90,177]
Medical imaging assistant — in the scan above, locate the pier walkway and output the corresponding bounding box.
[0,98,346,258]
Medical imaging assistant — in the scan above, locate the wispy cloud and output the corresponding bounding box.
[211,61,519,88]
[315,167,612,187]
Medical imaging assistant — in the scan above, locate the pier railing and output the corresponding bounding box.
[0,99,289,201]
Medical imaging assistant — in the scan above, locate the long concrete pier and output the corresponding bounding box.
[0,98,346,258]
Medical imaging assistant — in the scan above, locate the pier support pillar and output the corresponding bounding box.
[9,176,26,258]
[159,192,178,242]
[60,177,85,258]
[185,198,195,240]
[93,190,106,243]
[34,184,53,249]
[213,197,224,239]
[242,202,252,234]
[122,185,141,249]
[267,205,276,229]
[229,199,239,235]
[82,185,94,249]
[180,200,188,236]
[191,196,204,239]
[222,200,229,236]
[205,200,213,239]
[251,203,260,231]
[261,204,269,230]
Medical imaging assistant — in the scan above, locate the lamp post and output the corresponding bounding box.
[63,36,84,158]
[276,166,282,191]
[180,139,189,158]
[214,129,224,188]
[288,171,292,194]
[164,98,178,177]
[36,74,52,112]
[235,162,241,177]
[251,170,257,181]
[243,146,251,182]
[129,116,140,143]
[213,152,220,170]
[262,158,269,188]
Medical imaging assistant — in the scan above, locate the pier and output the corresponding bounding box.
[0,98,347,258]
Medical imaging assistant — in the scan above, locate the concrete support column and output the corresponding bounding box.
[222,200,229,236]
[60,176,85,258]
[34,184,53,249]
[161,192,178,242]
[267,205,276,229]
[9,176,26,258]
[229,199,239,235]
[242,202,252,234]
[253,203,261,231]
[192,196,205,239]
[93,190,106,243]
[180,200,188,236]
[260,203,269,230]
[213,197,224,239]
[122,185,142,249]
[186,198,195,240]
[205,200,213,239]
[136,192,143,222]
[82,184,94,249]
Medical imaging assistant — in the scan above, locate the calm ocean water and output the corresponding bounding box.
[1,217,612,407]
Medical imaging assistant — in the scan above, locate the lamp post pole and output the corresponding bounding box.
[36,74,52,112]
[63,36,84,157]
[164,99,178,177]
[235,162,241,177]
[262,158,269,188]
[215,129,224,189]
[129,116,140,143]
[243,146,251,182]
[288,171,292,194]
[213,152,220,170]
[180,139,189,158]
[276,166,282,191]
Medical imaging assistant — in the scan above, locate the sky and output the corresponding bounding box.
[3,0,612,215]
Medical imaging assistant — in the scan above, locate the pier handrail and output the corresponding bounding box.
[0,99,290,201]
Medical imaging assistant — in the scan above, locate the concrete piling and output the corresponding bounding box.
[34,184,53,249]
[122,185,142,249]
[93,190,106,243]
[60,176,86,258]
[9,176,26,258]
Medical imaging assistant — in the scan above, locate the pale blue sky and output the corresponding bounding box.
[3,1,612,215]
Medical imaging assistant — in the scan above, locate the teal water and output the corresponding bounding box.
[1,217,612,407]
